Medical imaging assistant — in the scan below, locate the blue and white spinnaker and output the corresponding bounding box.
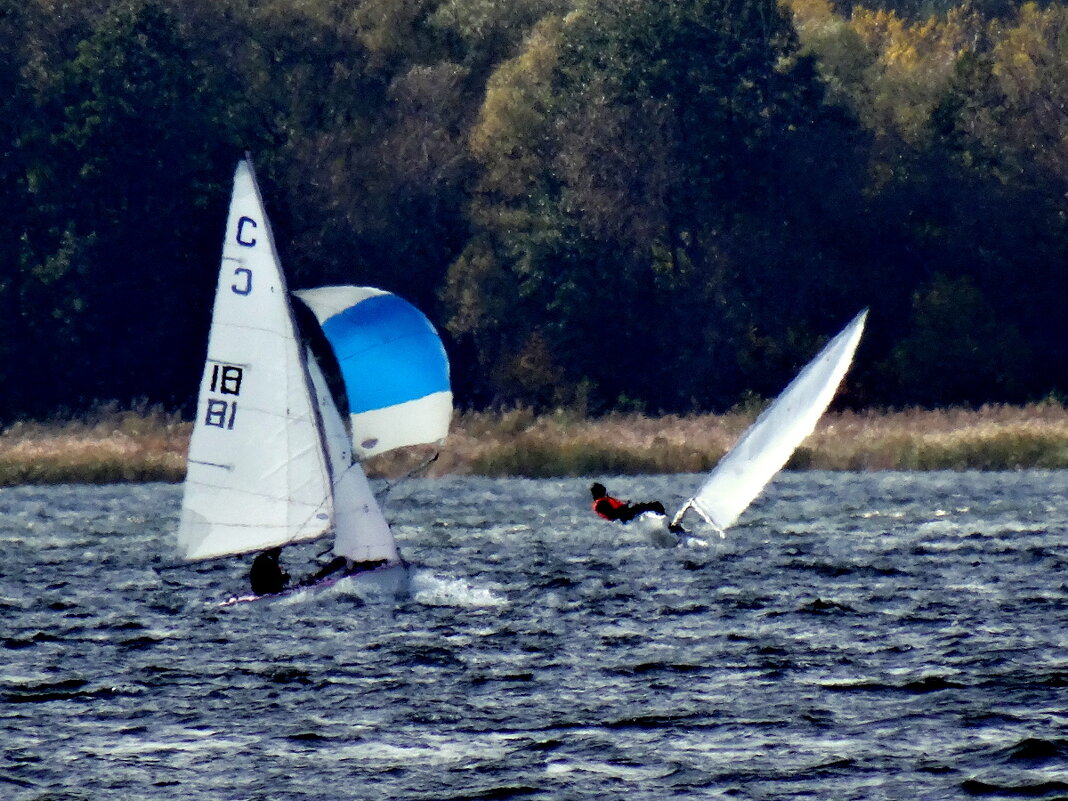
[294,286,452,459]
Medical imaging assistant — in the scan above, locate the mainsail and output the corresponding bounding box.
[294,286,452,459]
[178,160,333,561]
[674,309,868,535]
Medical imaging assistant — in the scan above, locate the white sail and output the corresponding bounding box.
[305,352,400,564]
[675,309,868,534]
[332,467,401,563]
[177,160,333,561]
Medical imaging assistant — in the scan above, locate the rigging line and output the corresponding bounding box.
[375,451,440,503]
[153,550,240,572]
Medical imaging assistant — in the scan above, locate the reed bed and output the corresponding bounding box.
[0,404,188,486]
[4,402,1068,485]
[415,402,1068,477]
[793,403,1068,471]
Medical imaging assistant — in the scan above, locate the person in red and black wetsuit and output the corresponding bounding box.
[590,482,667,521]
[590,482,688,534]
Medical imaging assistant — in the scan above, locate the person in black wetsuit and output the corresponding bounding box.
[299,555,389,587]
[249,546,289,596]
[590,483,686,534]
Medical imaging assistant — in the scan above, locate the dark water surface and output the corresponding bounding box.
[2,472,1067,800]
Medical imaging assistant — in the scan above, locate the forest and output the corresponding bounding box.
[0,0,1065,422]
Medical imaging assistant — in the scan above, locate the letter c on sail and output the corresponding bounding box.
[236,216,258,247]
[231,267,252,295]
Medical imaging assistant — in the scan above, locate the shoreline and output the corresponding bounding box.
[2,402,1068,486]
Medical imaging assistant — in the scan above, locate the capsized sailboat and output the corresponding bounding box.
[668,309,868,539]
[177,159,451,602]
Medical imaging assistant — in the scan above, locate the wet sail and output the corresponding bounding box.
[674,309,868,535]
[177,160,332,561]
[294,286,452,459]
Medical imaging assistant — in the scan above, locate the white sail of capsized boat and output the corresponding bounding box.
[178,160,333,561]
[672,309,868,536]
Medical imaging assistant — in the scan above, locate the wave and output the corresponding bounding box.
[409,570,508,609]
[3,677,126,704]
[820,674,967,693]
[980,737,1068,766]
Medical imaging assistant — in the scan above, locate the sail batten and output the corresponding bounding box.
[677,309,868,534]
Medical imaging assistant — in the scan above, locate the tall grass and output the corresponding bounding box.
[424,402,1068,477]
[415,408,748,478]
[4,402,1068,485]
[790,404,1068,471]
[0,402,188,485]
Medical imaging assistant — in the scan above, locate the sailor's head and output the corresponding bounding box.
[590,482,606,499]
[266,546,282,559]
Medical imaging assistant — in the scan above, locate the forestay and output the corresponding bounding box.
[675,309,868,534]
[294,286,452,459]
[178,161,333,561]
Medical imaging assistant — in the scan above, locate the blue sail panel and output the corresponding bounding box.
[320,293,450,414]
[295,286,452,458]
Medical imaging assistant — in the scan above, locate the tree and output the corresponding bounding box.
[0,0,31,418]
[450,0,869,411]
[884,274,1032,405]
[12,0,246,416]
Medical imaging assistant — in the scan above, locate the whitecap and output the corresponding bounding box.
[408,570,508,608]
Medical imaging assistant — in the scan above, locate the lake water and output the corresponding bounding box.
[2,472,1067,800]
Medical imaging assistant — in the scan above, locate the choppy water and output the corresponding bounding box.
[2,472,1067,800]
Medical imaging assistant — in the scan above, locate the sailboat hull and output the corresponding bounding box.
[217,561,410,607]
[631,511,711,549]
[632,511,681,547]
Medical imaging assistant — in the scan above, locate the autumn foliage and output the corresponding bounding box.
[0,0,1065,422]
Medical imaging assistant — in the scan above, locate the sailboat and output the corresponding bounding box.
[177,158,451,603]
[661,309,868,541]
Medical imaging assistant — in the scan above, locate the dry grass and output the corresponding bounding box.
[4,402,1068,485]
[793,404,1068,471]
[401,408,752,477]
[405,402,1068,477]
[0,403,188,485]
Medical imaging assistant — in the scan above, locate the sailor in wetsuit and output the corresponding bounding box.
[299,555,389,587]
[249,546,289,596]
[590,482,686,534]
[590,482,666,521]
